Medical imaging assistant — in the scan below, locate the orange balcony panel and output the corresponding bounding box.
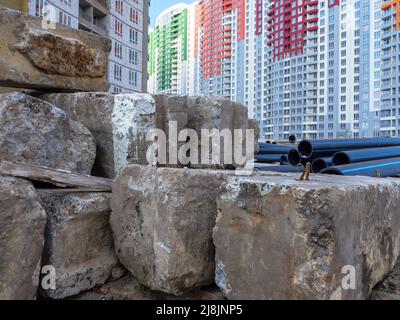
[382,0,400,29]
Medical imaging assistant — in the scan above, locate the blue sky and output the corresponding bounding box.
[150,0,193,28]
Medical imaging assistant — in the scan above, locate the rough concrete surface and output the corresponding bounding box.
[41,93,162,178]
[0,8,110,92]
[110,165,234,295]
[0,175,47,300]
[370,258,400,300]
[38,190,124,299]
[41,93,257,177]
[0,93,96,174]
[213,173,400,300]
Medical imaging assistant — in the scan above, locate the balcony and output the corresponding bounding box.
[79,16,107,37]
[79,0,108,37]
[80,0,108,15]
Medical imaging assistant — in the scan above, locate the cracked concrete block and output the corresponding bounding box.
[41,93,191,178]
[110,165,234,295]
[0,175,47,300]
[38,190,125,299]
[0,93,96,174]
[0,8,110,92]
[213,174,400,300]
[41,93,158,178]
[186,96,256,169]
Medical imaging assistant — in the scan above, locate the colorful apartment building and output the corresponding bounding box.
[148,2,202,95]
[1,0,150,93]
[198,0,246,100]
[148,0,400,140]
[264,0,382,141]
[381,0,400,137]
[148,3,189,94]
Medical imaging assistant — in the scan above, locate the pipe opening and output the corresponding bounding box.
[280,155,288,165]
[298,140,313,157]
[288,149,301,166]
[289,135,296,143]
[332,152,351,165]
[312,159,328,173]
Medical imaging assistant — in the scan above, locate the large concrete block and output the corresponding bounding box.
[0,8,110,92]
[110,165,233,295]
[0,175,47,300]
[213,174,400,300]
[38,190,125,299]
[0,93,96,174]
[40,93,166,176]
[41,93,257,176]
[186,96,256,169]
[41,93,188,178]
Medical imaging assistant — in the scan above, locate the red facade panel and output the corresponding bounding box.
[267,0,319,61]
[199,0,243,79]
[255,0,263,36]
[328,0,340,8]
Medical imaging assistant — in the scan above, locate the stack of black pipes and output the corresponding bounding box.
[255,137,400,177]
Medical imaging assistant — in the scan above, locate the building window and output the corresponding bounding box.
[59,11,72,26]
[33,0,46,17]
[112,86,122,93]
[114,64,122,81]
[115,19,123,37]
[129,49,138,65]
[129,70,138,87]
[115,0,123,15]
[130,7,139,24]
[114,42,123,59]
[129,28,138,45]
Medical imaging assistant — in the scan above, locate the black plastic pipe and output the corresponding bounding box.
[332,146,400,166]
[321,157,400,177]
[287,149,317,166]
[255,154,285,163]
[288,149,301,166]
[258,144,293,155]
[280,155,288,164]
[312,157,333,173]
[298,138,400,158]
[289,135,296,143]
[256,165,304,173]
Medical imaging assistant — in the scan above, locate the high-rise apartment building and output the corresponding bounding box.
[198,0,246,101]
[148,2,201,95]
[149,0,391,140]
[1,0,150,93]
[108,0,149,93]
[264,0,382,141]
[148,3,189,94]
[381,0,400,137]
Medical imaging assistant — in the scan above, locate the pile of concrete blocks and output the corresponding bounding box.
[1,8,400,301]
[39,93,258,178]
[0,8,123,300]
